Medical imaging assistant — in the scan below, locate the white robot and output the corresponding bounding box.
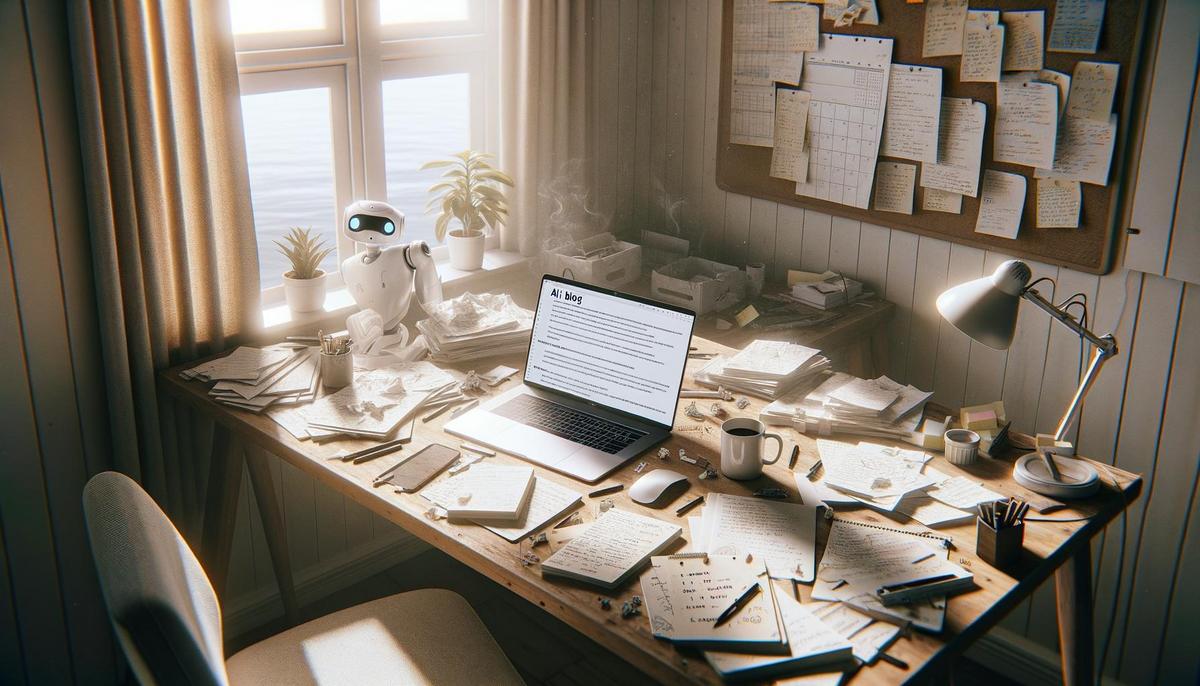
[340,200,443,357]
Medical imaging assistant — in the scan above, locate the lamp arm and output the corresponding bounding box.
[1021,287,1119,442]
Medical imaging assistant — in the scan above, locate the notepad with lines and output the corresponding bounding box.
[540,509,681,590]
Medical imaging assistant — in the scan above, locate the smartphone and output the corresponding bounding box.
[373,443,460,492]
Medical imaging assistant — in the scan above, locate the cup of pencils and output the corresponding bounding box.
[319,331,353,389]
[976,498,1028,569]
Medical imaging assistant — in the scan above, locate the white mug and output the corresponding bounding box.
[720,418,784,480]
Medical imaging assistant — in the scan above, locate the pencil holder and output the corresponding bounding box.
[320,351,353,389]
[976,518,1024,569]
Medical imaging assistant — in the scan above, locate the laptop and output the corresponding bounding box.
[445,275,696,483]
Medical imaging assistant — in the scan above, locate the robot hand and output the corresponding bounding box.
[406,240,443,313]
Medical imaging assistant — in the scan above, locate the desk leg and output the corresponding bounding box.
[244,447,300,625]
[200,424,244,598]
[1055,547,1095,686]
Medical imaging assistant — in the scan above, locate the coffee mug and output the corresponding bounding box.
[720,418,784,480]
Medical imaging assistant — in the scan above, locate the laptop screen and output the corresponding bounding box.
[524,276,696,429]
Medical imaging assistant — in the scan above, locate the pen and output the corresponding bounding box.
[878,652,909,670]
[675,494,704,516]
[339,438,406,462]
[788,444,799,470]
[806,459,822,480]
[589,484,624,498]
[713,581,760,628]
[877,573,957,595]
[352,443,403,464]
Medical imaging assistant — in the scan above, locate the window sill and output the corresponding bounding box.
[261,249,530,331]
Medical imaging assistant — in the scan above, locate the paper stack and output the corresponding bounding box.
[181,344,320,413]
[694,340,831,399]
[761,372,931,441]
[540,508,682,590]
[287,363,457,441]
[420,464,536,523]
[689,493,818,582]
[417,292,534,363]
[790,273,865,310]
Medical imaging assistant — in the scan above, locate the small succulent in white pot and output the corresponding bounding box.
[421,150,514,271]
[276,227,334,313]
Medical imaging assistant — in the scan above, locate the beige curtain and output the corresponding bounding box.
[68,0,259,515]
[499,0,595,256]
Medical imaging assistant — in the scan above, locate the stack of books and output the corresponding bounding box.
[180,343,319,413]
[761,372,932,441]
[790,273,865,310]
[417,292,534,363]
[694,340,831,400]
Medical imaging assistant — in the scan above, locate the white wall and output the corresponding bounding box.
[590,2,1199,684]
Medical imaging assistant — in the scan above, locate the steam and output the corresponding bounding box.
[538,159,611,252]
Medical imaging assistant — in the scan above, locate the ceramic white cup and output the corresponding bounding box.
[320,351,353,389]
[720,417,784,480]
[944,428,981,465]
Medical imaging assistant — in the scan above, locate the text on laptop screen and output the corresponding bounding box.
[525,279,694,427]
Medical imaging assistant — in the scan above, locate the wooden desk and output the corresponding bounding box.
[160,337,1139,685]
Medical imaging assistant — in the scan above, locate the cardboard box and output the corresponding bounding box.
[546,233,642,288]
[650,257,749,314]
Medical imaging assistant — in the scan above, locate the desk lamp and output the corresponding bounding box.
[936,260,1116,498]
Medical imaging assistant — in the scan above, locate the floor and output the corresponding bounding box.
[229,547,1020,685]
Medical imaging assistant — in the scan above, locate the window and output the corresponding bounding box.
[232,0,499,302]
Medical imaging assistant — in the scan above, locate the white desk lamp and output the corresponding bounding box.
[936,260,1117,498]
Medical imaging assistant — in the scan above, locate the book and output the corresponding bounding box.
[641,554,788,654]
[540,509,682,590]
[704,592,854,681]
[420,464,536,523]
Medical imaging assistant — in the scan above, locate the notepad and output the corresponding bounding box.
[704,592,853,681]
[540,509,682,589]
[692,493,819,582]
[642,554,787,653]
[420,464,535,523]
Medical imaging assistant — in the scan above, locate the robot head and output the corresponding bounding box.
[342,200,404,246]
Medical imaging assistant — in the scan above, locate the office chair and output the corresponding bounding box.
[82,471,524,685]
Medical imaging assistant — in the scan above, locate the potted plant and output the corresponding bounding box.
[421,150,514,271]
[275,227,334,313]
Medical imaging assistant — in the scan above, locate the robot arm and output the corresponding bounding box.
[405,240,443,312]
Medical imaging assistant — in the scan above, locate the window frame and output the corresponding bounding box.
[232,0,500,301]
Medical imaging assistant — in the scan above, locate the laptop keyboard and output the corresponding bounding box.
[493,394,646,454]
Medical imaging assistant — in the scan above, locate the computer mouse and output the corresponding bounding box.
[630,469,689,507]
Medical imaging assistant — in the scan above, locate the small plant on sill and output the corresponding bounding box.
[275,227,334,313]
[421,150,514,271]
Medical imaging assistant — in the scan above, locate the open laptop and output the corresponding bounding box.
[444,275,696,483]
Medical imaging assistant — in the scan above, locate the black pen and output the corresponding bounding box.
[788,444,799,470]
[713,582,760,627]
[878,652,909,670]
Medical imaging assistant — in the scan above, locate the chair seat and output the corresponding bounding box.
[226,589,524,686]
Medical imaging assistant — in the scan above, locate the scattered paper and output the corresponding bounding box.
[920,97,987,197]
[704,593,852,679]
[475,477,583,542]
[643,555,784,648]
[1048,0,1106,54]
[960,10,1004,83]
[1000,10,1045,72]
[922,187,963,214]
[922,0,968,58]
[810,601,902,664]
[1038,68,1072,119]
[994,77,1058,169]
[540,509,682,589]
[795,34,894,210]
[880,64,942,164]
[894,495,977,527]
[924,469,1004,509]
[974,170,1027,239]
[1066,61,1119,121]
[420,463,535,521]
[770,88,812,183]
[872,161,917,215]
[1037,179,1082,228]
[1035,114,1117,186]
[700,493,819,581]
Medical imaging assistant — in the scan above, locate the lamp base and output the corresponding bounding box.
[1012,453,1101,499]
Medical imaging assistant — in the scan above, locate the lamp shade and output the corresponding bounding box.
[935,260,1032,351]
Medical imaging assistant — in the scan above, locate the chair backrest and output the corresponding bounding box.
[82,471,228,686]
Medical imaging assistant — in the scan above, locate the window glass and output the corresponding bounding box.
[380,0,469,25]
[382,73,471,246]
[241,88,339,288]
[230,0,325,35]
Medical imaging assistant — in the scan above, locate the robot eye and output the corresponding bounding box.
[349,216,361,230]
[384,221,394,235]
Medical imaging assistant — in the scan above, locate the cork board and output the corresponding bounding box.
[717,0,1149,274]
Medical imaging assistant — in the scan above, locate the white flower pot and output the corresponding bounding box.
[447,229,486,271]
[282,271,327,313]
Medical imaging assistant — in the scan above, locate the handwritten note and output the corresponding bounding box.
[1037,179,1083,228]
[702,493,818,581]
[476,477,582,542]
[704,593,852,678]
[813,520,957,603]
[975,170,1027,239]
[1001,10,1044,72]
[540,508,681,588]
[880,64,942,163]
[873,162,917,215]
[994,77,1058,168]
[1067,61,1119,121]
[922,0,968,58]
[731,0,813,145]
[1048,0,1106,54]
[730,85,776,147]
[920,98,987,197]
[924,468,1005,509]
[643,555,782,646]
[1036,114,1117,185]
[922,188,963,214]
[1038,68,1072,119]
[960,10,1004,83]
[770,88,812,182]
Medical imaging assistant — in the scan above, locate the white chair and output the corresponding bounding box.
[82,471,524,685]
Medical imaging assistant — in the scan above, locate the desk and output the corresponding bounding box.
[160,336,1139,685]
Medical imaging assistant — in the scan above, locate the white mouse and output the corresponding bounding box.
[629,469,689,507]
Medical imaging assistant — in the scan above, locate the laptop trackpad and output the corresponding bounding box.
[499,423,578,467]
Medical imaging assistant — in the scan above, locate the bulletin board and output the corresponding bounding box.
[716,0,1149,275]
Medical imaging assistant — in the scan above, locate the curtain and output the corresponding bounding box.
[499,0,595,256]
[68,0,259,520]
